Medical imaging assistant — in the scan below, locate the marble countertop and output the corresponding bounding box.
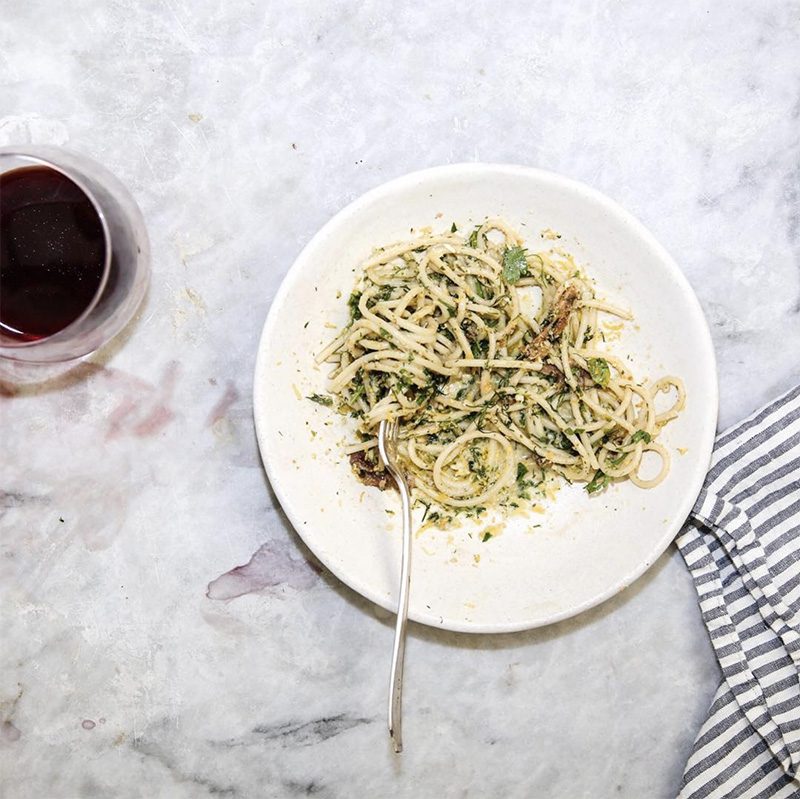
[2,2,799,797]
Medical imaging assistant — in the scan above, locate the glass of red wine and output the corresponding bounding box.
[0,146,149,364]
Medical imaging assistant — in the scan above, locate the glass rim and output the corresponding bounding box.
[0,150,113,349]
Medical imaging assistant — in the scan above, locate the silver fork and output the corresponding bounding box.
[377,418,412,754]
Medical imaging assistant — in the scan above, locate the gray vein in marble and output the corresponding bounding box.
[280,779,329,797]
[249,714,374,748]
[0,491,49,511]
[133,737,239,797]
[0,686,24,744]
[206,714,374,753]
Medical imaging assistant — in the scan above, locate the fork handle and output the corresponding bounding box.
[388,468,412,753]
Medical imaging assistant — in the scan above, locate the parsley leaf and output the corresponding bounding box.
[631,430,652,444]
[502,246,528,284]
[450,222,457,233]
[516,462,528,481]
[586,470,610,494]
[481,531,493,542]
[348,291,362,321]
[473,279,488,299]
[307,393,333,407]
[587,358,611,387]
[468,226,480,248]
[349,381,365,403]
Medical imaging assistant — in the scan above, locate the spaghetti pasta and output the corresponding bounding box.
[314,219,685,513]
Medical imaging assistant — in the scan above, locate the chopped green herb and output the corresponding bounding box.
[394,369,414,395]
[564,427,585,436]
[587,358,611,387]
[631,430,652,444]
[348,291,362,321]
[307,393,333,407]
[468,444,489,482]
[608,451,628,466]
[468,226,480,248]
[516,461,537,498]
[415,387,433,405]
[464,505,487,519]
[586,469,610,494]
[473,279,488,299]
[349,381,365,403]
[550,391,568,411]
[378,327,392,340]
[303,321,309,329]
[481,531,493,542]
[450,222,457,233]
[502,246,528,284]
[469,342,485,359]
[420,502,431,523]
[541,426,575,452]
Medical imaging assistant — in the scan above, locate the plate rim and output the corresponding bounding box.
[253,162,719,633]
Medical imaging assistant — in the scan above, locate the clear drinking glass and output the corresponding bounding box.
[0,145,150,364]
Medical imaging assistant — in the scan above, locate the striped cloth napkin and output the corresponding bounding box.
[677,384,800,798]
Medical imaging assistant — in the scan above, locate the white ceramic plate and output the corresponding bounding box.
[254,164,718,633]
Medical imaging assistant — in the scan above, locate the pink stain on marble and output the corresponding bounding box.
[102,366,152,393]
[207,539,321,601]
[132,404,175,437]
[106,397,139,439]
[206,380,239,426]
[105,361,180,440]
[0,362,169,419]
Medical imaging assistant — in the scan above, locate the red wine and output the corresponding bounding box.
[0,165,106,341]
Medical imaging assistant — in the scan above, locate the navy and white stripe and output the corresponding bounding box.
[677,384,800,798]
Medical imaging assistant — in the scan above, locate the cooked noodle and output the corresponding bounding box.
[314,219,685,512]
